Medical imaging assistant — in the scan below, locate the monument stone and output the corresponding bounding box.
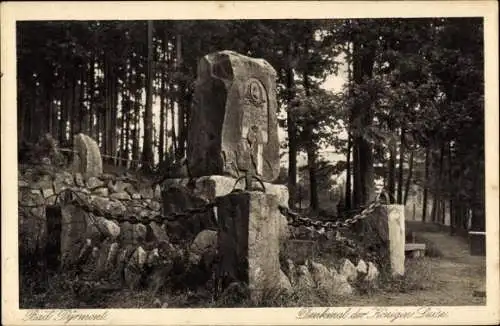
[187,50,280,183]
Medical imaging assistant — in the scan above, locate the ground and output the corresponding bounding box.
[21,221,486,308]
[336,222,486,306]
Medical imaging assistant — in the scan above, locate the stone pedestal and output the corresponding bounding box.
[216,191,281,303]
[162,175,289,241]
[366,205,405,276]
[162,175,288,205]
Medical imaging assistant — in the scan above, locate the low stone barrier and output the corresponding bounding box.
[18,166,186,292]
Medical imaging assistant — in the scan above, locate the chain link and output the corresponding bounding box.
[19,182,388,231]
[279,191,389,231]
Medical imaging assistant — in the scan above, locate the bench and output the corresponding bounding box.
[405,243,426,258]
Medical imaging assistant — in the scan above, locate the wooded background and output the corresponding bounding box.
[17,18,485,231]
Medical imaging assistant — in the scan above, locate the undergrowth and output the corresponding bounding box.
[20,255,436,308]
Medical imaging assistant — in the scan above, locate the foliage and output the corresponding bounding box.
[17,18,485,227]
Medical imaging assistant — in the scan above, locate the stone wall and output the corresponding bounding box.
[18,165,214,293]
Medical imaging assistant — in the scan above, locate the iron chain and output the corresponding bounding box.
[279,191,389,231]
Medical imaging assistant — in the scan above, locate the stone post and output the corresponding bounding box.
[366,204,406,276]
[216,191,281,303]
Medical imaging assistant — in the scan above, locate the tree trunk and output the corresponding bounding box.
[351,39,375,209]
[447,143,455,234]
[142,21,155,172]
[344,133,352,210]
[169,84,177,156]
[431,144,445,223]
[58,77,67,144]
[422,146,430,222]
[175,33,187,161]
[286,41,298,208]
[111,69,118,165]
[78,69,86,134]
[307,145,318,211]
[387,122,397,204]
[103,56,110,163]
[303,37,318,212]
[397,127,405,204]
[89,58,96,139]
[403,149,414,205]
[132,73,141,169]
[470,160,485,231]
[159,59,166,165]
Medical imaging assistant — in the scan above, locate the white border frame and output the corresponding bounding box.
[2,1,499,325]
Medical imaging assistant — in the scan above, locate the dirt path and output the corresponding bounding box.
[340,227,487,306]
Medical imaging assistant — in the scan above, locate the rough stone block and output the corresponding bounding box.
[340,258,358,283]
[93,215,120,240]
[110,191,131,200]
[154,185,162,200]
[90,196,110,213]
[309,261,332,288]
[187,51,280,182]
[120,222,147,245]
[87,176,104,189]
[92,187,109,197]
[190,228,215,250]
[217,191,280,302]
[19,197,47,256]
[74,172,85,187]
[295,264,315,289]
[41,186,54,198]
[356,259,368,275]
[107,200,127,217]
[95,240,113,275]
[124,246,147,290]
[330,268,354,296]
[106,242,120,271]
[140,186,154,199]
[147,201,161,212]
[278,269,293,295]
[162,176,289,241]
[282,259,297,286]
[108,180,133,194]
[146,222,169,242]
[364,261,380,284]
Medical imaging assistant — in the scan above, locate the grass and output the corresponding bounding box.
[20,255,437,309]
[20,222,485,308]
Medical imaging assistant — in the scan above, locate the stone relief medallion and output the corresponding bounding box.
[242,78,269,144]
[239,78,270,176]
[249,81,264,105]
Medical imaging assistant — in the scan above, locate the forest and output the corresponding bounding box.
[17,18,485,232]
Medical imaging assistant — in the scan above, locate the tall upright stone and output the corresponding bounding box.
[72,133,103,178]
[187,51,280,182]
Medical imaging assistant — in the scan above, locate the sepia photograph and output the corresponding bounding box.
[2,1,499,325]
